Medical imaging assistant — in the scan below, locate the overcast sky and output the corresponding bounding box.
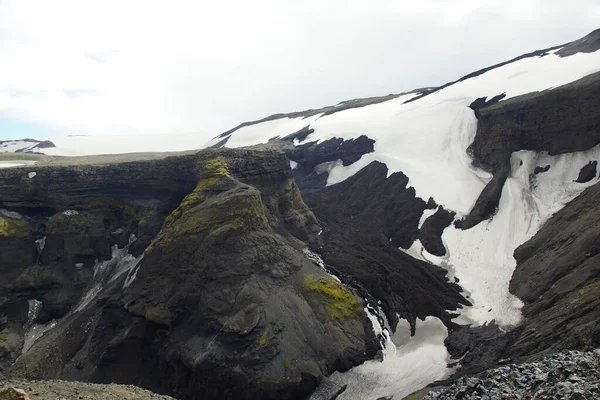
[0,0,598,141]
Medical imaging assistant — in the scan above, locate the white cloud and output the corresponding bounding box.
[0,0,598,139]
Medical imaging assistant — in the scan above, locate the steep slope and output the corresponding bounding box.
[0,149,377,399]
[0,28,599,400]
[510,181,600,358]
[207,30,600,328]
[197,29,600,398]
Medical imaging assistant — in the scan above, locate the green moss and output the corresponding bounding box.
[258,328,269,347]
[303,274,361,320]
[0,329,8,342]
[144,307,170,325]
[202,157,230,176]
[284,357,292,370]
[0,216,27,237]
[164,177,220,226]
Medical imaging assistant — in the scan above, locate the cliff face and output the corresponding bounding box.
[0,149,373,399]
[510,181,600,358]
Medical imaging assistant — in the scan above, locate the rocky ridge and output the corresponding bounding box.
[0,149,376,399]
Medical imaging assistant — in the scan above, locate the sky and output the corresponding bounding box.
[0,0,599,141]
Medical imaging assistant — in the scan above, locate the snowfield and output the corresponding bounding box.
[213,47,600,328]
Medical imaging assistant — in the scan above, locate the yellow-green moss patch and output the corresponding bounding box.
[0,216,27,237]
[258,328,269,347]
[202,157,230,177]
[164,177,220,226]
[284,357,292,370]
[143,307,171,325]
[0,329,8,342]
[303,274,361,320]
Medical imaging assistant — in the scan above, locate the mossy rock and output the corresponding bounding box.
[303,274,361,320]
[200,157,230,177]
[0,216,27,237]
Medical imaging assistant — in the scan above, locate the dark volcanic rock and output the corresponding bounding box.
[418,206,455,256]
[455,168,508,230]
[574,160,597,183]
[5,150,373,400]
[468,94,506,111]
[460,71,600,229]
[469,71,600,173]
[281,125,315,143]
[287,135,375,191]
[509,181,600,359]
[534,165,550,174]
[557,28,600,57]
[303,162,468,333]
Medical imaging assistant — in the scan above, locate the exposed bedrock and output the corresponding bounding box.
[460,71,600,229]
[509,181,600,360]
[556,28,600,57]
[443,180,600,378]
[286,135,375,192]
[303,161,469,334]
[470,71,600,172]
[575,160,598,183]
[418,206,455,256]
[2,149,375,399]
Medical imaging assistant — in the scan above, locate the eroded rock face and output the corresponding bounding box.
[470,71,600,173]
[418,206,455,257]
[459,71,600,230]
[302,162,468,334]
[0,154,198,369]
[3,149,373,400]
[287,135,375,192]
[510,181,600,359]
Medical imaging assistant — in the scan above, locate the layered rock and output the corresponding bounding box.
[509,181,600,359]
[459,70,600,229]
[1,149,374,399]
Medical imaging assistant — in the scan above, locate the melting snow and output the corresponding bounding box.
[312,316,455,400]
[219,47,600,328]
[21,299,58,354]
[74,234,142,312]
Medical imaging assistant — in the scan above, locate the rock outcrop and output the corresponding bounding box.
[509,181,600,359]
[302,162,468,334]
[459,70,600,229]
[1,149,374,399]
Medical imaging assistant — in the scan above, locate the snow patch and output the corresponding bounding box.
[418,207,439,229]
[75,234,142,312]
[0,209,23,219]
[434,145,600,327]
[22,299,58,354]
[312,316,455,400]
[27,172,37,178]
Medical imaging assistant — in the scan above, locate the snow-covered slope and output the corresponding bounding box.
[205,46,600,328]
[0,139,55,153]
